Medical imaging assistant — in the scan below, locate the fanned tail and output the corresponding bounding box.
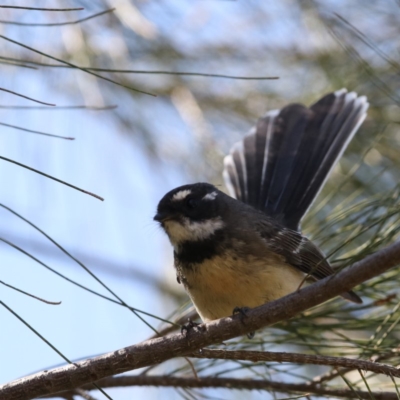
[223,89,369,231]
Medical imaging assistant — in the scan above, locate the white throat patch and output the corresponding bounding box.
[172,189,191,202]
[164,216,224,248]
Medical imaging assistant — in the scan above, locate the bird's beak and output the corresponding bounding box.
[154,212,174,222]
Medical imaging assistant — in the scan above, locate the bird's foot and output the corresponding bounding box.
[181,318,203,336]
[232,306,255,339]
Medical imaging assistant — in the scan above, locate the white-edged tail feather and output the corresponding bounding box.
[223,89,369,230]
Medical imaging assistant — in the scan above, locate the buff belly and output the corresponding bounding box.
[180,252,305,322]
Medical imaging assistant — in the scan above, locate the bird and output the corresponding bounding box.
[154,89,368,323]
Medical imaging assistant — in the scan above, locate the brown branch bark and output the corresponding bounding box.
[309,348,400,386]
[50,375,399,400]
[1,240,400,400]
[189,349,400,378]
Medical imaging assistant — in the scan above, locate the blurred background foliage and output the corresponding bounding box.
[1,0,400,399]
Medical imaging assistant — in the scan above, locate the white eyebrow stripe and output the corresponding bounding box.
[172,189,191,202]
[203,191,218,201]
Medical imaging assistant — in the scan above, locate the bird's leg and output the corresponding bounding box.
[181,318,203,336]
[233,306,255,339]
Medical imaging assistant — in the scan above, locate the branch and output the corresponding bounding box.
[309,348,400,386]
[1,240,400,400]
[190,349,400,379]
[52,376,399,400]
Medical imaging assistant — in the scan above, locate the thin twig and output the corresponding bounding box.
[0,105,117,110]
[310,367,351,386]
[73,388,99,400]
[334,13,400,72]
[0,35,155,96]
[0,87,55,106]
[0,155,104,200]
[183,357,199,380]
[0,122,74,140]
[0,280,61,305]
[0,60,37,69]
[0,8,115,27]
[0,6,83,11]
[0,57,278,80]
[72,69,279,80]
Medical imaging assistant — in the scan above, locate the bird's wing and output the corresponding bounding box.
[223,89,369,231]
[255,219,362,303]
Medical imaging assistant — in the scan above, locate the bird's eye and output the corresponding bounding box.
[186,197,198,209]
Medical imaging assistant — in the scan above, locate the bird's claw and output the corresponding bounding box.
[181,318,203,336]
[232,306,255,339]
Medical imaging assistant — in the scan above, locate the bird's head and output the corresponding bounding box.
[154,183,226,249]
